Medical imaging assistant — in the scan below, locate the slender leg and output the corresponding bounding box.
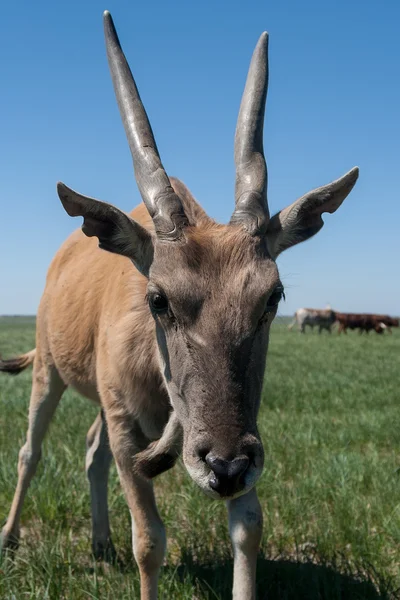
[105,410,166,600]
[86,410,115,561]
[1,360,66,551]
[227,488,263,600]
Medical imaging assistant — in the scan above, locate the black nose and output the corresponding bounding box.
[204,454,249,496]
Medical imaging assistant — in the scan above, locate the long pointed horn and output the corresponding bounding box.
[103,11,188,239]
[231,32,269,235]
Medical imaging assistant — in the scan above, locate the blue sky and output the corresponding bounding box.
[1,0,399,316]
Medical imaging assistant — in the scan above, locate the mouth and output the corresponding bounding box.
[208,474,247,499]
[184,458,262,500]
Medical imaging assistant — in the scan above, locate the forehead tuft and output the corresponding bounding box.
[182,222,267,270]
[151,222,278,292]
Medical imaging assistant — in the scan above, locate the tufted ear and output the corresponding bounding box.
[57,182,154,277]
[266,167,359,259]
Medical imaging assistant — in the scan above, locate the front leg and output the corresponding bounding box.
[106,412,166,600]
[227,488,263,600]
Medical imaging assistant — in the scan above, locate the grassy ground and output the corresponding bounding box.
[0,316,399,599]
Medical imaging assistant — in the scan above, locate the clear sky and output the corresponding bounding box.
[1,0,399,316]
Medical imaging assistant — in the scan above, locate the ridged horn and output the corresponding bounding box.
[231,32,269,235]
[103,11,188,239]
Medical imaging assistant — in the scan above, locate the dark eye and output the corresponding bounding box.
[266,286,285,311]
[149,293,169,314]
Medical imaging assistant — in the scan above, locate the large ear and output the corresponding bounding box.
[57,182,154,277]
[266,167,359,259]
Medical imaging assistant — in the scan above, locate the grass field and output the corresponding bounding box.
[0,315,399,599]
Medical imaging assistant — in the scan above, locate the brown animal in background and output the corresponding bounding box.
[336,313,386,334]
[373,315,399,334]
[0,11,359,600]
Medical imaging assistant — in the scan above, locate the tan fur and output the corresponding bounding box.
[39,202,157,409]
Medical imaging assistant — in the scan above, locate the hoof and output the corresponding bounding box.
[0,529,20,557]
[92,538,118,564]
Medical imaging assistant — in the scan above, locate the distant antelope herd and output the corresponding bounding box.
[0,11,360,600]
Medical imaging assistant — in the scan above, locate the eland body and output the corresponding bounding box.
[0,11,359,599]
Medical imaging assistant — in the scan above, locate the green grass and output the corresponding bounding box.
[0,316,399,599]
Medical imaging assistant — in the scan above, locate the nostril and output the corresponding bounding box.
[228,456,249,478]
[248,451,256,467]
[197,447,210,463]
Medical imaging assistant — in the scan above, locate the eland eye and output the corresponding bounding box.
[266,285,285,311]
[149,293,169,314]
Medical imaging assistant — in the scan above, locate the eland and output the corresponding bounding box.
[0,11,359,599]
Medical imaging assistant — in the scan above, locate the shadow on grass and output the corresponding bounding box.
[2,544,398,599]
[174,551,399,600]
